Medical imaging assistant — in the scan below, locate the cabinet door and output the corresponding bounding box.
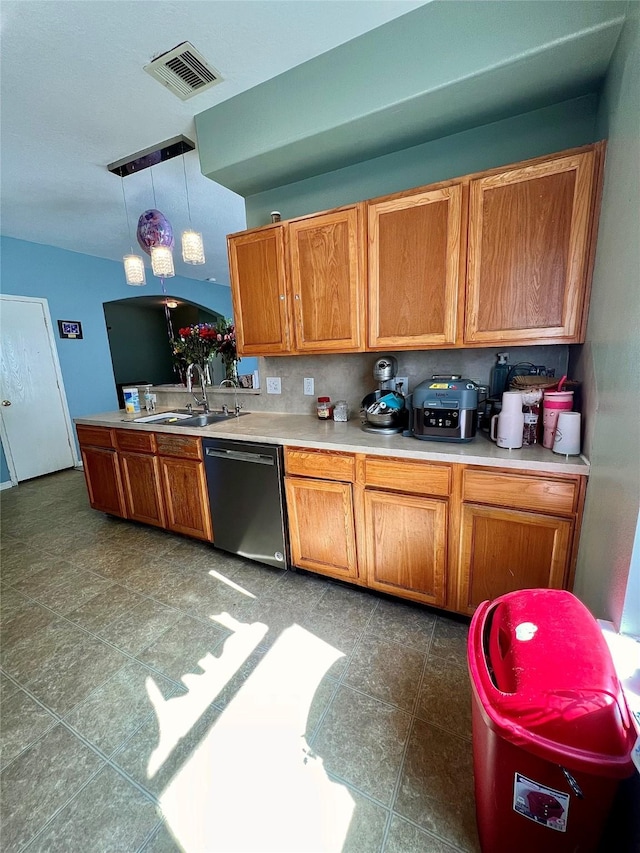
[368,184,464,349]
[284,476,358,580]
[120,451,166,528]
[227,225,291,355]
[457,503,572,616]
[465,151,595,344]
[363,490,447,606]
[288,206,364,352]
[158,457,213,542]
[80,446,126,517]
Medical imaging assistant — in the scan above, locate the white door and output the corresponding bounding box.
[0,295,77,482]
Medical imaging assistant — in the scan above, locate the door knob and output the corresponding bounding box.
[2,400,11,406]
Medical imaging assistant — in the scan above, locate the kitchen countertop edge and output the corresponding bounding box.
[74,411,590,476]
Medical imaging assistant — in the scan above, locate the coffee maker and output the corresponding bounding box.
[360,357,407,434]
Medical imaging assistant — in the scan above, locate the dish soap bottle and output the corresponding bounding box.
[490,352,510,398]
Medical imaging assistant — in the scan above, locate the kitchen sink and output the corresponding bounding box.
[165,411,250,427]
[126,410,248,427]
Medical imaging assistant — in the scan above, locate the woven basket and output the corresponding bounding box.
[510,376,558,391]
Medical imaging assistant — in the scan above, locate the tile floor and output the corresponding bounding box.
[1,469,478,853]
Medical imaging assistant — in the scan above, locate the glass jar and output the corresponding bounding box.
[333,400,348,422]
[316,396,333,419]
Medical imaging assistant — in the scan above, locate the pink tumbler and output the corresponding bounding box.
[542,391,574,448]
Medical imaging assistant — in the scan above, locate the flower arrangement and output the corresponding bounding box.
[172,318,239,383]
[173,323,218,367]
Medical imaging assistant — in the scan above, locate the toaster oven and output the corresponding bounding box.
[404,376,478,443]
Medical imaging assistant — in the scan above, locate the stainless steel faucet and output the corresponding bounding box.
[186,363,210,413]
[219,379,242,416]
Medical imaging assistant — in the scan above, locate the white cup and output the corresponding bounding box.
[553,411,581,455]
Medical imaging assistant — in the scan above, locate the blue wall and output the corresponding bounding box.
[0,238,255,478]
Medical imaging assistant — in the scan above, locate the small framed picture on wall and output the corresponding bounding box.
[58,320,83,339]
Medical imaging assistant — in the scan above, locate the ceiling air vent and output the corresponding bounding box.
[144,42,222,100]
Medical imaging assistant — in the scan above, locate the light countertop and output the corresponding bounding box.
[74,409,590,476]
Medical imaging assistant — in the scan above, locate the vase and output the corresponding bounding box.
[224,358,239,385]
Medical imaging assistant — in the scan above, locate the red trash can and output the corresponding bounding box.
[467,589,636,853]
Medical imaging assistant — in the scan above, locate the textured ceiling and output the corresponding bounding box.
[0,0,427,285]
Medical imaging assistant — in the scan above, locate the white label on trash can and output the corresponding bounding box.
[513,773,570,832]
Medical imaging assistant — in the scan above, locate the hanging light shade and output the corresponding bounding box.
[151,245,175,277]
[120,178,146,287]
[123,254,146,286]
[182,229,205,264]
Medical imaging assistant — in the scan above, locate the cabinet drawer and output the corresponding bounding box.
[155,433,202,460]
[114,430,156,454]
[462,469,578,515]
[364,456,451,497]
[76,425,114,449]
[285,448,355,482]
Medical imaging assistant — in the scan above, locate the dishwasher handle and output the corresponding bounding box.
[205,447,275,466]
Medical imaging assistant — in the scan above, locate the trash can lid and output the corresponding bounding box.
[468,589,636,776]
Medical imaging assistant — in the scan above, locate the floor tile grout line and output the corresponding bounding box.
[1,580,235,697]
[18,763,109,853]
[386,811,470,853]
[136,819,166,853]
[380,616,437,850]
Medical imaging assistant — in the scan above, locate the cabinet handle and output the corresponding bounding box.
[294,294,300,300]
[279,295,285,300]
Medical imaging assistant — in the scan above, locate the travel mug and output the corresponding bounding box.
[542,391,574,448]
[553,411,581,455]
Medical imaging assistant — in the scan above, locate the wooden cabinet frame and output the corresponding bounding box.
[285,448,587,616]
[367,182,466,349]
[228,142,605,356]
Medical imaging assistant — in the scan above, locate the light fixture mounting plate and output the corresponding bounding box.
[108,135,195,178]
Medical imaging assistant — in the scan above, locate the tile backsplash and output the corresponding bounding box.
[151,346,569,417]
[250,346,569,416]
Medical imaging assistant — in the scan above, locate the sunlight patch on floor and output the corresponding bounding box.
[145,619,267,778]
[160,624,353,852]
[208,569,257,598]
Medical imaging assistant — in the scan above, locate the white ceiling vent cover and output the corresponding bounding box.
[144,42,222,100]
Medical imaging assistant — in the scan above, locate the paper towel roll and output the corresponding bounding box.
[552,411,581,456]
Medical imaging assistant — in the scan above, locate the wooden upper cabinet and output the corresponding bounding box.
[227,225,291,355]
[288,205,365,352]
[465,150,596,344]
[368,183,464,349]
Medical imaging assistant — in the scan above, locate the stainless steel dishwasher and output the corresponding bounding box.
[202,438,289,570]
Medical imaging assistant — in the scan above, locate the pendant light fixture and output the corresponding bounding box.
[121,179,146,286]
[148,168,175,278]
[181,153,205,265]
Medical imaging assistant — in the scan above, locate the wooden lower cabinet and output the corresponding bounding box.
[158,456,212,542]
[119,451,165,527]
[284,476,358,580]
[362,490,447,606]
[80,444,126,517]
[283,447,585,616]
[456,503,572,616]
[78,426,213,543]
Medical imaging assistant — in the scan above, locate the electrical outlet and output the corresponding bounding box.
[266,376,281,394]
[303,378,314,396]
[394,376,409,394]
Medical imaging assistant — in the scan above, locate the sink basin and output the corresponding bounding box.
[128,411,192,424]
[169,411,250,427]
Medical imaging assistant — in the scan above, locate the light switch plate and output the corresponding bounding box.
[394,376,409,394]
[303,378,314,396]
[266,377,281,394]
